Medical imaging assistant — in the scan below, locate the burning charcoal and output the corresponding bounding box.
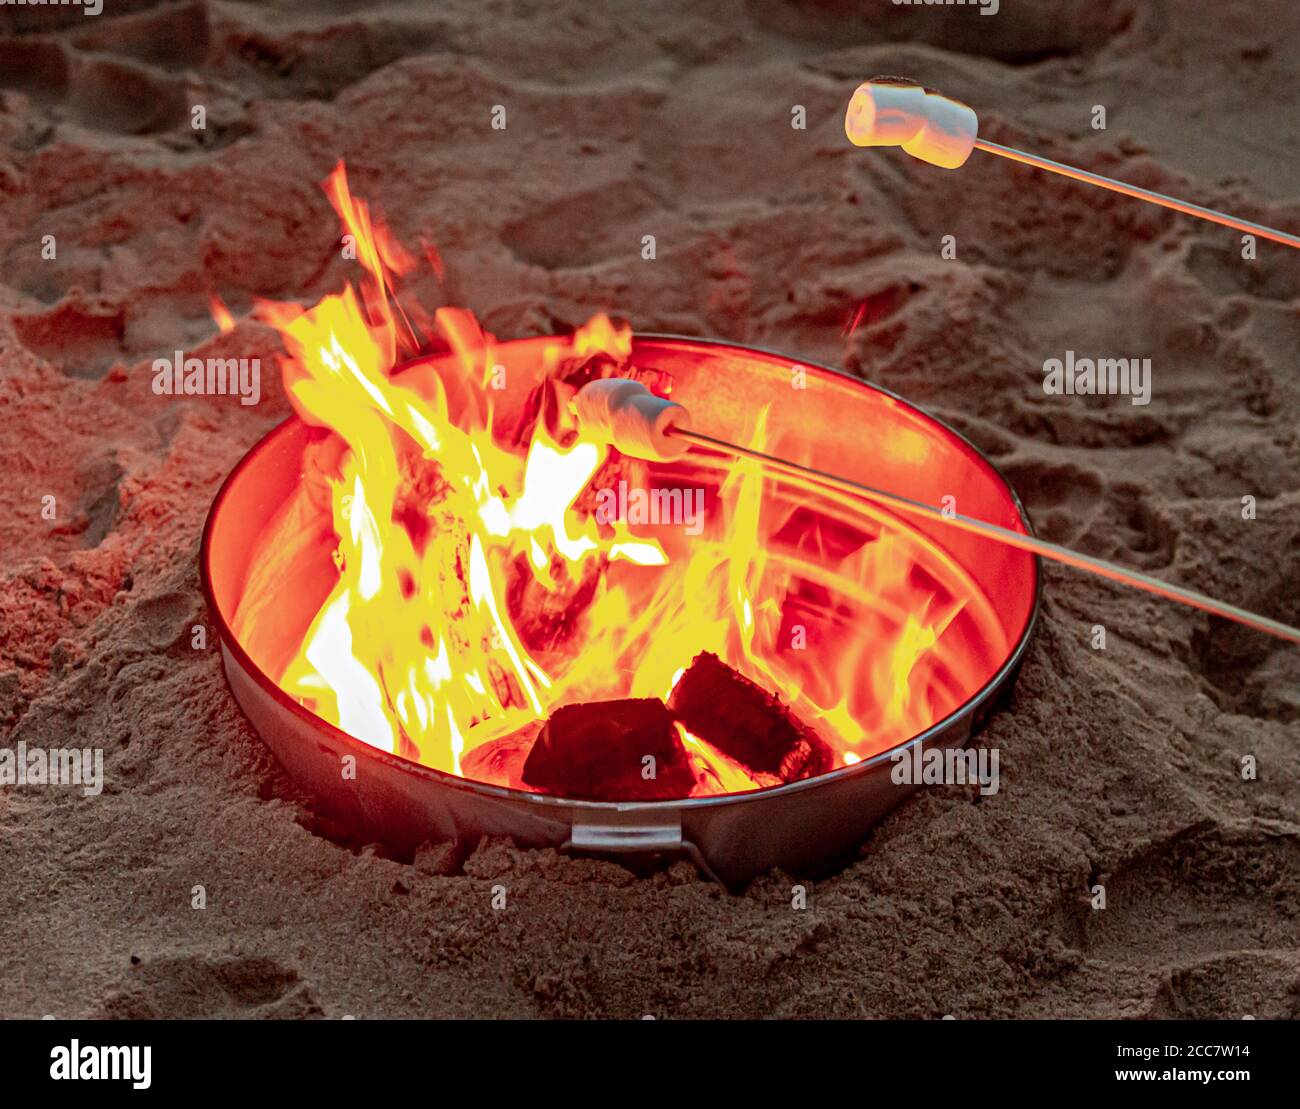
[668,652,833,783]
[522,698,697,801]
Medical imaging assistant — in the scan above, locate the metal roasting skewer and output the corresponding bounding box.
[568,377,1300,646]
[972,138,1300,250]
[845,78,1300,250]
[667,425,1300,646]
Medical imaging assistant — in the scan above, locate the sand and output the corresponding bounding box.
[1,0,1298,1019]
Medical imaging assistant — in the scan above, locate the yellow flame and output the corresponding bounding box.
[235,163,992,796]
[210,296,236,334]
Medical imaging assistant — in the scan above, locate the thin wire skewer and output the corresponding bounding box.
[973,138,1300,250]
[667,425,1300,646]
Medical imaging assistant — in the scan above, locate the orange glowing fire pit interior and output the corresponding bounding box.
[213,164,1029,805]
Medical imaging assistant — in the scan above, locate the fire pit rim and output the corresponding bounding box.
[200,332,1041,814]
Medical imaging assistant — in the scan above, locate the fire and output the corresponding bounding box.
[210,295,236,334]
[232,163,1001,796]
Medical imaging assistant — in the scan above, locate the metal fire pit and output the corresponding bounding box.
[200,335,1040,888]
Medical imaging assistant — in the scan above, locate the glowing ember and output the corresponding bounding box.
[210,295,236,335]
[231,163,1004,798]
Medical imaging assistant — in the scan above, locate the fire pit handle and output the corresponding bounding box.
[563,813,722,883]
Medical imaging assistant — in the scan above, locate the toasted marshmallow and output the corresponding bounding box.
[845,78,978,169]
[573,378,691,461]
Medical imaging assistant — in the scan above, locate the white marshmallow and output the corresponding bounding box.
[845,78,979,170]
[844,78,928,148]
[573,378,691,461]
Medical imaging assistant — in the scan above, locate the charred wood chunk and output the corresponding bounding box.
[509,354,624,449]
[506,550,602,653]
[668,652,833,783]
[522,698,696,801]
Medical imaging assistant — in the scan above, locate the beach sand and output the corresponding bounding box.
[1,0,1297,1018]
